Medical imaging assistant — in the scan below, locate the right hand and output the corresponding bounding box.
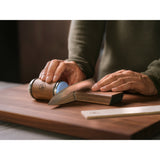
[39,59,86,85]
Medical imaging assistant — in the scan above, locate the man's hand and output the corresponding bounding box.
[92,70,158,96]
[39,59,86,85]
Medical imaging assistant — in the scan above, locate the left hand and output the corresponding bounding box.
[91,69,158,96]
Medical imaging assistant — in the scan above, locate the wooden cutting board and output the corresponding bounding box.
[0,84,160,139]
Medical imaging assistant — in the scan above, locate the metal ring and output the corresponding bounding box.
[28,78,37,99]
[53,81,60,95]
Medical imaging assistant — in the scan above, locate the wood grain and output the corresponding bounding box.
[0,85,160,139]
[75,91,123,105]
[29,78,56,100]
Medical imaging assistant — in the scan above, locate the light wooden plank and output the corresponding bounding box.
[81,105,160,119]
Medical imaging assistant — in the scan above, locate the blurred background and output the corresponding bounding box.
[0,20,70,83]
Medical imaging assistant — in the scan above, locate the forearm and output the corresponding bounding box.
[142,59,160,94]
[68,20,106,78]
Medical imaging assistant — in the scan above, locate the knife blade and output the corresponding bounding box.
[48,78,95,106]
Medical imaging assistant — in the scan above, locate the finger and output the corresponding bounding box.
[40,61,50,81]
[112,81,138,92]
[97,69,125,84]
[100,77,138,91]
[99,70,134,86]
[60,61,86,85]
[39,69,44,79]
[92,72,127,91]
[39,61,50,79]
[92,70,138,91]
[45,60,60,83]
[53,62,66,82]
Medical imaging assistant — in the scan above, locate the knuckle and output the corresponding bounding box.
[60,61,65,67]
[41,71,46,76]
[124,70,132,74]
[109,74,114,79]
[117,69,126,73]
[110,74,118,80]
[51,59,59,64]
[46,73,52,76]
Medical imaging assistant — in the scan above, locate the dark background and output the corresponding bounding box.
[0,20,70,83]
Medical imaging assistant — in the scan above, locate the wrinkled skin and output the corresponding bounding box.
[92,69,157,96]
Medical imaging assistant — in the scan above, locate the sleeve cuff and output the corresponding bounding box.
[142,72,160,95]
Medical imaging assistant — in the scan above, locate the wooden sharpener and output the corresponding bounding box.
[29,78,69,100]
[29,78,123,107]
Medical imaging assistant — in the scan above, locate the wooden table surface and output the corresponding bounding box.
[1,82,160,139]
[0,81,77,140]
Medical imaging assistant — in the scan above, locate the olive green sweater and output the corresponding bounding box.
[68,21,160,94]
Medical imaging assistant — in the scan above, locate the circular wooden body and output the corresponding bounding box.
[29,78,57,100]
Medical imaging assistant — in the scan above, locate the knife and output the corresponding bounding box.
[48,78,95,106]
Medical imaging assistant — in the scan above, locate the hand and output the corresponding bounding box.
[39,59,86,85]
[91,69,158,96]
